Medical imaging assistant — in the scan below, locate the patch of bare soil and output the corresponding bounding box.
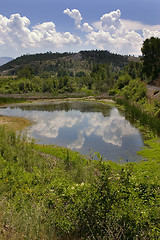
[146,85,160,102]
[152,77,160,87]
[0,115,32,131]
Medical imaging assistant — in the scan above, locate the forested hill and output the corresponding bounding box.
[80,50,129,67]
[0,50,130,76]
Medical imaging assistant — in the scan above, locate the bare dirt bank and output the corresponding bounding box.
[0,115,32,130]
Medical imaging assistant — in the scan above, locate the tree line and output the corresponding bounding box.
[0,37,159,98]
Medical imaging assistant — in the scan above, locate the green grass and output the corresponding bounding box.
[138,138,160,162]
[115,98,160,136]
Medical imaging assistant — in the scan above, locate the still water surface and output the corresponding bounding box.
[0,101,144,162]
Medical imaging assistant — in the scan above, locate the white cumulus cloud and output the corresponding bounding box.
[63,8,93,32]
[85,9,146,55]
[0,13,82,55]
[63,8,82,29]
[0,13,32,48]
[101,9,122,30]
[121,19,160,32]
[72,8,158,56]
[82,23,93,32]
[143,28,160,39]
[0,8,160,57]
[31,22,81,48]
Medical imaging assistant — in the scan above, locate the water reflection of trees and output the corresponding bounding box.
[16,101,112,117]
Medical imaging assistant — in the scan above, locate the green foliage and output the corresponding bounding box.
[122,78,146,102]
[0,63,116,95]
[0,50,129,77]
[115,73,147,103]
[108,89,117,96]
[0,126,159,239]
[80,50,129,68]
[17,66,35,79]
[141,37,160,80]
[0,50,131,95]
[124,61,143,79]
[138,138,160,162]
[0,45,160,239]
[116,98,160,136]
[90,64,115,92]
[116,74,131,89]
[0,96,25,105]
[0,52,74,72]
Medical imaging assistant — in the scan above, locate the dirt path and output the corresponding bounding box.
[146,85,160,101]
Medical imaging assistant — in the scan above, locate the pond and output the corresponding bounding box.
[0,101,144,162]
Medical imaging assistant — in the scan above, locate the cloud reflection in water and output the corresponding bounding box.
[67,108,140,149]
[0,103,144,161]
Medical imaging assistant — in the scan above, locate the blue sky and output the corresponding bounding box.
[0,0,160,58]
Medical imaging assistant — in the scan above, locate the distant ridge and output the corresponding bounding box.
[0,50,139,76]
[0,57,14,66]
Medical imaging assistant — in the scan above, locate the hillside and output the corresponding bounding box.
[0,50,129,76]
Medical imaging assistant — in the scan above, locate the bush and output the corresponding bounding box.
[116,74,131,89]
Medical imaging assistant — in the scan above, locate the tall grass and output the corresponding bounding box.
[116,98,160,136]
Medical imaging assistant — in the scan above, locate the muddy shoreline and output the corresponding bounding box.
[0,115,32,130]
